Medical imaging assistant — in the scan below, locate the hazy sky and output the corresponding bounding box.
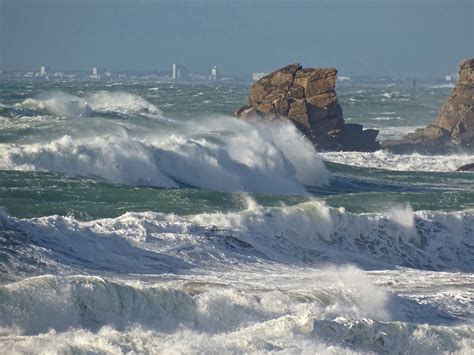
[1,0,472,76]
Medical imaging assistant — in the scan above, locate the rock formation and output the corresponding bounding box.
[235,63,380,152]
[456,163,474,172]
[383,58,474,154]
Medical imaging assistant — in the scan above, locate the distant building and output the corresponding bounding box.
[445,75,452,82]
[40,66,47,76]
[210,65,218,81]
[90,67,100,79]
[252,72,268,81]
[172,63,178,80]
[171,64,189,81]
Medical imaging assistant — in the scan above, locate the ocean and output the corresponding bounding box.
[0,78,473,354]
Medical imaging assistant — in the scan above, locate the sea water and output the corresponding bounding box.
[0,79,473,354]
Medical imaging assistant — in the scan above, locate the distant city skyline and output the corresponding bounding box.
[1,0,472,77]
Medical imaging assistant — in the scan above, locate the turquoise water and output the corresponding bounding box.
[0,79,468,218]
[1,78,473,353]
[1,165,473,220]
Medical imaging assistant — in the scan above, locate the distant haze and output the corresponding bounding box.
[1,0,472,77]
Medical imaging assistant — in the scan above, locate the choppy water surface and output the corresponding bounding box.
[0,79,473,354]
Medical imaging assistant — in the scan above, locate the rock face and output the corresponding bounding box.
[235,63,380,152]
[383,58,474,154]
[456,163,474,172]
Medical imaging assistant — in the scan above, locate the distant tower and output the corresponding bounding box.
[90,67,100,79]
[40,66,47,77]
[172,63,177,80]
[210,65,218,81]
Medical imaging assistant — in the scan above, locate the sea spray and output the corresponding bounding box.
[321,149,474,172]
[20,92,92,118]
[1,268,472,353]
[0,267,391,335]
[386,203,420,243]
[19,91,163,119]
[85,91,162,115]
[0,113,330,193]
[1,81,473,354]
[2,202,473,272]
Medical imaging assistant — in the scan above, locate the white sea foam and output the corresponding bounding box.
[0,135,179,188]
[1,320,472,354]
[19,91,163,118]
[0,204,473,353]
[372,116,404,121]
[427,83,455,89]
[85,91,161,115]
[376,126,425,141]
[0,267,390,335]
[0,270,407,353]
[1,201,472,276]
[2,82,473,354]
[20,92,92,118]
[385,204,419,243]
[0,117,330,193]
[321,150,474,172]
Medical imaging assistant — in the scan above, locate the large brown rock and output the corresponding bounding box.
[235,63,380,152]
[383,58,474,154]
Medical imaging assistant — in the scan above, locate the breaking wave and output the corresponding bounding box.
[21,92,92,118]
[321,150,474,172]
[0,202,473,353]
[0,117,330,193]
[1,270,472,354]
[19,91,163,119]
[1,200,473,276]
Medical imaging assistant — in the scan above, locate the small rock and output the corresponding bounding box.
[456,163,474,172]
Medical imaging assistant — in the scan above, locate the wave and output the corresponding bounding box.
[427,83,455,89]
[85,91,162,116]
[0,202,473,352]
[0,269,472,353]
[376,126,425,141]
[0,266,389,334]
[372,116,404,121]
[18,91,164,119]
[21,92,93,118]
[2,319,471,354]
[321,150,474,172]
[183,201,474,270]
[0,117,329,193]
[1,201,473,276]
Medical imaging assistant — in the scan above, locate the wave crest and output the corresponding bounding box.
[1,201,472,273]
[21,93,92,118]
[19,91,163,119]
[0,118,330,193]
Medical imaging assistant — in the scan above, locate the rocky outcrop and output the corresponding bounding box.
[235,63,380,152]
[383,58,474,154]
[456,163,474,172]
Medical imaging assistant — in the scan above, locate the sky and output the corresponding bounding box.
[0,0,472,77]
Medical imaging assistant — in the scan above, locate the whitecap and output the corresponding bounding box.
[0,117,330,194]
